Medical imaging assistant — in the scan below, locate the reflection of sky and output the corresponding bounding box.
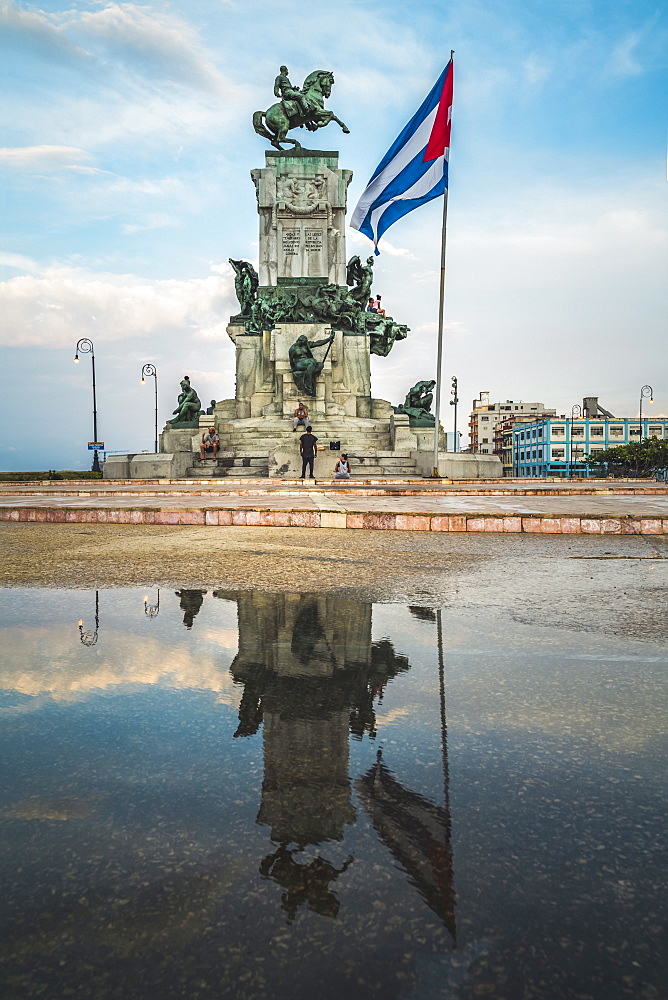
[0,589,241,707]
[372,602,667,756]
[0,588,666,1000]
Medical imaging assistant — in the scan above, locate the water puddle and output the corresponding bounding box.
[0,587,665,999]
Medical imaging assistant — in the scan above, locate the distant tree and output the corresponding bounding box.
[585,438,668,478]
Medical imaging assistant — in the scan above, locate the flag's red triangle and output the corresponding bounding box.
[423,62,453,162]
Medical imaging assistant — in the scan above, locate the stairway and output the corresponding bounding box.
[184,415,421,479]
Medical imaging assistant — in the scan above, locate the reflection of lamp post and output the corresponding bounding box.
[141,364,159,453]
[568,404,582,479]
[78,590,99,646]
[143,589,160,618]
[639,385,653,442]
[74,338,101,472]
[449,376,459,452]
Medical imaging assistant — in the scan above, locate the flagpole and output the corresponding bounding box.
[432,51,454,478]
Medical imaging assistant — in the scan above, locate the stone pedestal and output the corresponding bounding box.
[252,150,351,286]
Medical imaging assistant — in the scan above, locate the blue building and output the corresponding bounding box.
[512,416,668,478]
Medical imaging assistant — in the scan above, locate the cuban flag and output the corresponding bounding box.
[351,58,453,252]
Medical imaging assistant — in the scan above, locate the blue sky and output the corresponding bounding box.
[1,0,667,469]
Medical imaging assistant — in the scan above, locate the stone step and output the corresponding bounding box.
[217,431,394,440]
[186,465,269,478]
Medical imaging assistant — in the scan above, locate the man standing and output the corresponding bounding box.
[199,426,219,462]
[293,401,309,431]
[299,425,318,480]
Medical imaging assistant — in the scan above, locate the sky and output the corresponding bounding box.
[1,0,667,469]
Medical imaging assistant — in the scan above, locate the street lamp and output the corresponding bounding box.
[639,385,653,441]
[78,591,99,646]
[74,338,101,473]
[141,363,159,453]
[568,403,582,479]
[143,589,160,618]
[449,376,459,452]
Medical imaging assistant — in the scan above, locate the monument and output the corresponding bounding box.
[107,65,457,480]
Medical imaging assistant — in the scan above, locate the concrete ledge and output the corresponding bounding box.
[2,505,667,534]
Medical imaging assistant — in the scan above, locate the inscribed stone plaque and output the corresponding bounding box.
[305,229,324,253]
[282,231,300,257]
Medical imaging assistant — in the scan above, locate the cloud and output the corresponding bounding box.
[0,0,88,64]
[346,228,417,259]
[0,261,236,348]
[0,144,94,170]
[0,252,40,273]
[2,0,233,95]
[69,2,231,94]
[121,214,179,234]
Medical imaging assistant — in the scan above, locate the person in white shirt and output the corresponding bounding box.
[199,427,219,461]
[293,401,309,431]
[334,454,350,479]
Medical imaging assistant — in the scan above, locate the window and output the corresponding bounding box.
[590,425,603,436]
[552,448,565,458]
[590,444,605,452]
[649,426,663,436]
[572,426,584,437]
[610,426,624,435]
[482,437,488,443]
[481,416,489,421]
[538,449,543,458]
[538,429,543,438]
[481,448,488,453]
[520,451,524,460]
[552,425,565,436]
[630,428,640,436]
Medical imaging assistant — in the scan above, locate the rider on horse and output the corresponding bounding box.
[274,66,311,119]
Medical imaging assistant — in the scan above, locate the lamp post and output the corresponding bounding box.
[74,338,101,472]
[78,591,99,646]
[141,364,159,453]
[449,376,459,452]
[143,589,160,618]
[639,385,653,442]
[568,403,582,479]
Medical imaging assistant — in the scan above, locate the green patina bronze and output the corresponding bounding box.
[229,259,259,317]
[288,332,335,396]
[395,381,436,428]
[241,255,408,363]
[253,67,350,150]
[170,377,201,428]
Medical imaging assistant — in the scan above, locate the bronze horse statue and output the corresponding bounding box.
[253,70,350,151]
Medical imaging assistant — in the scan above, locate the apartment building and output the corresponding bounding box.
[513,417,668,477]
[468,392,556,453]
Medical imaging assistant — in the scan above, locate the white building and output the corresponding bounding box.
[468,392,556,453]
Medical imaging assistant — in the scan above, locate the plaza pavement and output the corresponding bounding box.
[1,478,668,535]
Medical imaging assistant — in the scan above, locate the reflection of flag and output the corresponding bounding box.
[351,58,453,252]
[356,750,456,941]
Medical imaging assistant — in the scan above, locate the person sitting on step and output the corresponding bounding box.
[334,453,351,480]
[199,427,219,462]
[293,401,309,431]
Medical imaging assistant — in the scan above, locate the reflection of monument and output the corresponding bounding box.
[259,846,353,924]
[218,591,410,847]
[175,589,207,629]
[215,590,411,922]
